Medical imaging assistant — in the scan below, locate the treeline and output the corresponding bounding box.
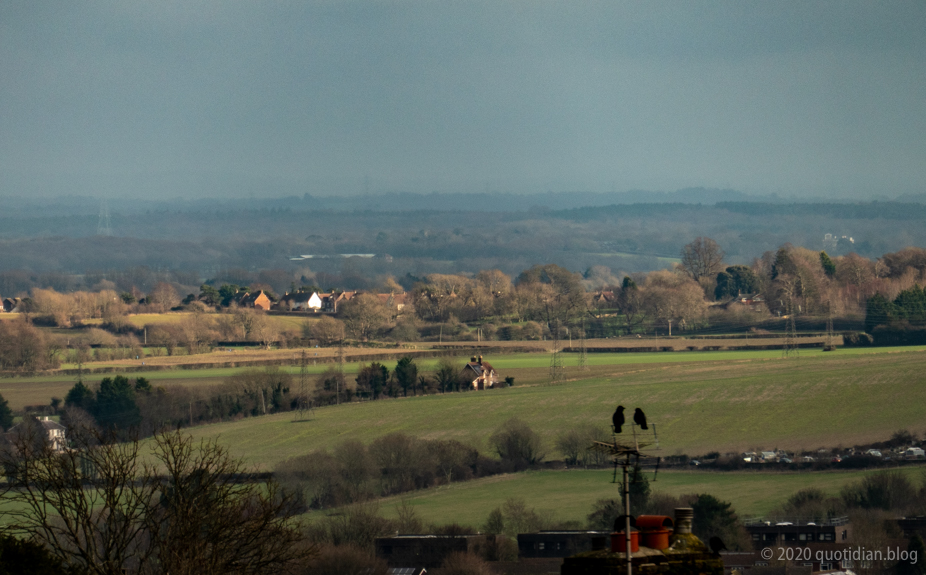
[60,369,298,437]
[275,418,547,510]
[8,196,926,291]
[9,242,926,375]
[50,356,501,437]
[866,285,926,344]
[276,433,487,510]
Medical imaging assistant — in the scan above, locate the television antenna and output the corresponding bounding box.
[589,411,661,575]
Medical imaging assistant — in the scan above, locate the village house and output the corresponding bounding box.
[277,291,322,312]
[237,290,273,311]
[376,292,407,313]
[462,356,499,390]
[8,416,67,452]
[320,291,356,313]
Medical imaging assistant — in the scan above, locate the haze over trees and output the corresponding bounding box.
[1,195,925,299]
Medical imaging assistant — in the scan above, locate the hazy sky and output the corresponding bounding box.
[1,1,924,199]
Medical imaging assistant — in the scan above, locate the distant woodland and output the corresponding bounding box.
[1,191,926,298]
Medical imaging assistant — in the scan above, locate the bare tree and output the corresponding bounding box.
[147,282,181,313]
[680,237,726,281]
[0,427,310,575]
[307,316,346,346]
[0,425,157,574]
[339,294,390,341]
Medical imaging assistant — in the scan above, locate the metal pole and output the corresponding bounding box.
[624,457,632,575]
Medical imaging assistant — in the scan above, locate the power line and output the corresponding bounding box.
[97,199,112,236]
[578,320,589,371]
[297,349,308,421]
[549,320,565,384]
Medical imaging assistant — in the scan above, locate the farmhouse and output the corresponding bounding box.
[8,416,67,452]
[462,356,499,390]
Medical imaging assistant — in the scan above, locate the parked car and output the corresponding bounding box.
[866,449,882,458]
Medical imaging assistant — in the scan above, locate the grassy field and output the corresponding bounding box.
[363,466,926,527]
[0,346,831,409]
[164,346,926,471]
[6,344,926,527]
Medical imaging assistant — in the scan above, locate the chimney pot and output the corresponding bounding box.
[674,508,694,534]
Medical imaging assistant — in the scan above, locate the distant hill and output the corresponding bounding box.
[0,187,766,217]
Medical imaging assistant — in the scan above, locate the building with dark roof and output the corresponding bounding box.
[744,517,851,549]
[462,356,499,390]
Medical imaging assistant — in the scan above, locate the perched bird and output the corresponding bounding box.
[633,408,648,430]
[612,406,625,433]
[709,536,728,555]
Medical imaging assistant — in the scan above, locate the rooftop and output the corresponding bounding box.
[744,516,849,527]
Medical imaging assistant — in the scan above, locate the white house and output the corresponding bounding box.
[8,416,67,452]
[278,291,324,312]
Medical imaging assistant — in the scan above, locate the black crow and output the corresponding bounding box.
[633,408,648,430]
[709,536,727,555]
[612,406,625,433]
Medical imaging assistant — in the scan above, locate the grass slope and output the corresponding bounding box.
[7,345,920,411]
[180,347,926,470]
[366,466,926,527]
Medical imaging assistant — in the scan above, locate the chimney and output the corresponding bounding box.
[478,355,483,364]
[674,508,693,534]
[471,356,477,363]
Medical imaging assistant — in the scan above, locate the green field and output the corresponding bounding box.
[365,466,926,526]
[5,345,926,527]
[8,344,924,411]
[167,347,926,471]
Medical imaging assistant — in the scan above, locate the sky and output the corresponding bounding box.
[1,1,925,200]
